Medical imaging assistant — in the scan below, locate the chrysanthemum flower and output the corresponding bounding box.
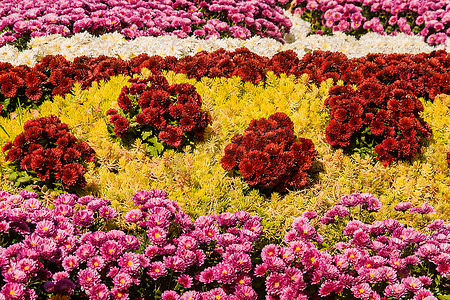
[147,261,167,279]
[265,273,285,295]
[120,235,140,251]
[261,244,278,261]
[88,283,110,300]
[35,220,56,237]
[402,276,423,293]
[119,252,141,274]
[413,289,434,300]
[22,198,41,211]
[1,282,26,299]
[161,290,179,300]
[88,256,106,271]
[99,206,117,219]
[235,285,257,300]
[62,255,79,272]
[16,258,37,274]
[100,240,123,261]
[384,283,407,299]
[77,268,101,290]
[199,267,215,283]
[351,282,372,299]
[177,274,193,288]
[111,288,129,300]
[177,235,198,251]
[4,269,27,283]
[147,227,167,244]
[76,244,96,262]
[113,272,133,290]
[213,262,237,284]
[180,291,200,300]
[53,278,76,296]
[124,209,143,223]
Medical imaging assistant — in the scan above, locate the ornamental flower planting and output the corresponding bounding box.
[1,50,449,117]
[0,0,292,50]
[260,192,450,299]
[107,75,209,156]
[220,112,317,193]
[0,190,448,299]
[1,115,95,191]
[0,189,263,299]
[290,0,450,46]
[0,62,49,115]
[324,77,433,166]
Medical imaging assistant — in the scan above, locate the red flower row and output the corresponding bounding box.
[1,49,449,165]
[1,49,449,114]
[220,112,317,192]
[2,115,95,189]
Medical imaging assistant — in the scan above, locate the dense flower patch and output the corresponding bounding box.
[1,115,95,191]
[0,190,448,299]
[220,112,317,192]
[107,75,209,155]
[0,0,292,49]
[290,0,450,45]
[2,49,449,164]
[1,49,449,113]
[324,81,432,166]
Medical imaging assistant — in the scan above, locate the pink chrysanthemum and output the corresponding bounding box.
[177,274,193,288]
[161,290,179,300]
[351,282,372,299]
[113,272,133,290]
[147,261,167,279]
[384,283,407,299]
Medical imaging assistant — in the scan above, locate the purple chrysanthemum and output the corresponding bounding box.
[394,202,412,212]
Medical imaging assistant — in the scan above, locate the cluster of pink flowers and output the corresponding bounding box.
[0,0,292,48]
[292,0,450,45]
[0,190,448,299]
[260,192,449,300]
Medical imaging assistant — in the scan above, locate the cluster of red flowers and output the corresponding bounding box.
[108,75,209,150]
[220,112,317,192]
[324,80,433,166]
[447,152,450,165]
[1,115,96,189]
[1,50,449,113]
[0,55,132,115]
[1,50,449,165]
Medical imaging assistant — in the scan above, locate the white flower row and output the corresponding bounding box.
[0,11,447,67]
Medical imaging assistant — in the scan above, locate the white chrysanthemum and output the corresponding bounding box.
[248,38,281,57]
[0,44,19,62]
[13,48,41,66]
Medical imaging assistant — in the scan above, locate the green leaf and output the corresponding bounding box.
[141,131,153,141]
[7,172,18,181]
[17,176,33,183]
[0,124,9,137]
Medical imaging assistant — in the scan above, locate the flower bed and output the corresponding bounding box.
[0,1,449,299]
[0,190,449,300]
